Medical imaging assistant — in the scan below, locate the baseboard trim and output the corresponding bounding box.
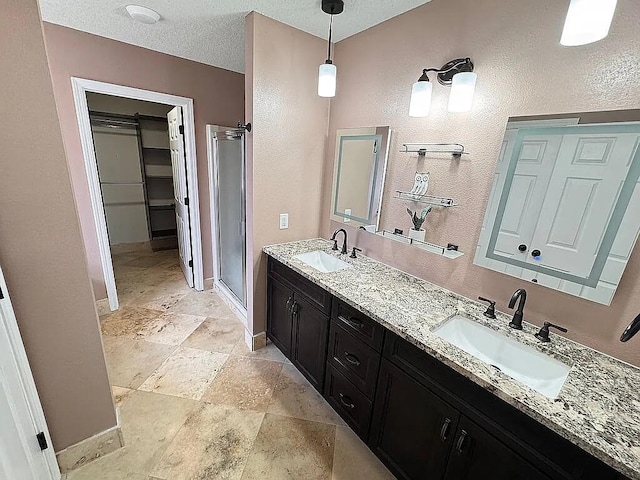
[55,422,123,473]
[245,330,267,352]
[95,298,111,316]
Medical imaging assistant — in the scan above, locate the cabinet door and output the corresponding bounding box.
[370,359,460,480]
[266,277,294,357]
[291,294,329,391]
[444,417,550,480]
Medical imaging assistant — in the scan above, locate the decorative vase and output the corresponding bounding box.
[408,228,426,243]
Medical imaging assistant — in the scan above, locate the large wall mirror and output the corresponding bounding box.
[330,127,391,231]
[475,110,640,305]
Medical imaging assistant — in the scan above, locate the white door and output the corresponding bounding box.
[528,132,640,276]
[167,106,194,287]
[0,268,59,480]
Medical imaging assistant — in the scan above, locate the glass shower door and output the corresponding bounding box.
[215,131,246,306]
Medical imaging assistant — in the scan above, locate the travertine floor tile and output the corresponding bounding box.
[167,290,227,317]
[201,356,283,411]
[136,312,205,346]
[231,338,286,363]
[152,404,264,480]
[124,255,167,268]
[183,315,245,354]
[100,306,164,338]
[268,364,345,425]
[102,336,176,389]
[112,386,134,408]
[332,426,394,480]
[241,413,335,480]
[139,346,228,400]
[67,390,198,479]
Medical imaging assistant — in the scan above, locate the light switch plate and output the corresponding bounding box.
[279,213,289,229]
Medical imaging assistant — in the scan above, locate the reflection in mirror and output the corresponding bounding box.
[330,127,391,230]
[475,110,640,305]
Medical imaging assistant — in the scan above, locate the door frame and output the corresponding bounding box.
[206,125,248,321]
[71,78,204,311]
[0,267,61,479]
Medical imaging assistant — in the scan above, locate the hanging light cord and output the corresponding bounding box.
[326,14,333,63]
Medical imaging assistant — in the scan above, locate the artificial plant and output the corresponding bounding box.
[407,206,432,231]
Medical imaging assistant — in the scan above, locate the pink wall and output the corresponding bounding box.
[322,0,640,365]
[1,1,115,450]
[42,23,245,298]
[245,13,329,335]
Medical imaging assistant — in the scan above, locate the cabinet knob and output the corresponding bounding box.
[518,244,528,252]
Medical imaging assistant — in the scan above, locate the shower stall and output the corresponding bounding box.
[210,127,247,309]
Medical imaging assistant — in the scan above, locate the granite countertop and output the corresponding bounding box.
[263,238,640,479]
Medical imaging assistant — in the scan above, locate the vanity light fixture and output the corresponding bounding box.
[409,58,476,117]
[318,0,344,98]
[560,0,618,46]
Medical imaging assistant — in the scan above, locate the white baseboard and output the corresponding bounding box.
[55,423,123,473]
[244,330,267,352]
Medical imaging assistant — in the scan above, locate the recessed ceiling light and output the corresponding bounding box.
[125,5,161,24]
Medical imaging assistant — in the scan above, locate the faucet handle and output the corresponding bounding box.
[349,247,362,259]
[535,322,568,343]
[478,297,496,319]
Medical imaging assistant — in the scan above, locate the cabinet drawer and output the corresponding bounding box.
[332,298,385,352]
[324,364,372,440]
[328,320,381,398]
[268,258,331,315]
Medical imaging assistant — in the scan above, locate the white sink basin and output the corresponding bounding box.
[293,251,352,273]
[433,315,570,399]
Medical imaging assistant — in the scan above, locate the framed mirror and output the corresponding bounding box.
[475,110,640,305]
[330,127,391,230]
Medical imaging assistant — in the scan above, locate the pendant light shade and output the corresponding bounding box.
[448,72,477,113]
[560,0,617,46]
[318,62,337,97]
[409,80,433,117]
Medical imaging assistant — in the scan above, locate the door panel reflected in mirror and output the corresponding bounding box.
[475,110,640,305]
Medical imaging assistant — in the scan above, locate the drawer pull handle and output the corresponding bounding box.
[455,430,468,454]
[344,352,361,366]
[339,393,355,409]
[342,316,364,329]
[440,418,451,442]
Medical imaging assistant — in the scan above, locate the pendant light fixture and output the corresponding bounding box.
[318,0,344,98]
[560,0,618,46]
[409,58,476,117]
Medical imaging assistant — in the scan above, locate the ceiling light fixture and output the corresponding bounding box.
[409,58,476,117]
[560,0,617,46]
[125,5,161,25]
[318,0,344,98]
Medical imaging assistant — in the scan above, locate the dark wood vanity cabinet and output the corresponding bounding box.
[265,258,628,480]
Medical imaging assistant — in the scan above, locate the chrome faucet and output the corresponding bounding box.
[331,228,348,254]
[508,288,527,330]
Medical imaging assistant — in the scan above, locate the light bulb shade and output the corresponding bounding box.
[448,72,477,113]
[318,63,337,97]
[409,81,432,117]
[560,0,617,46]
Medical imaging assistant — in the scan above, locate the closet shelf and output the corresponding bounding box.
[394,191,457,207]
[401,143,467,158]
[376,230,464,259]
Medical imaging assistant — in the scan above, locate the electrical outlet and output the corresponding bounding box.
[344,208,352,223]
[279,213,289,229]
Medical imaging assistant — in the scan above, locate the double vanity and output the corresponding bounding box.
[264,238,640,480]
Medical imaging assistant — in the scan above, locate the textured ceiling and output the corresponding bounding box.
[38,0,430,73]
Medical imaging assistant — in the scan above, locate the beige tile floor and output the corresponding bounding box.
[68,248,394,480]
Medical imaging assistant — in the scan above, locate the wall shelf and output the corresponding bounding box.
[401,143,467,158]
[394,191,457,207]
[376,230,464,259]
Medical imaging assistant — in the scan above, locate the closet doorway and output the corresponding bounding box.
[72,78,204,311]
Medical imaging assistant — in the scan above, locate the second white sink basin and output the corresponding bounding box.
[433,315,570,399]
[294,251,352,273]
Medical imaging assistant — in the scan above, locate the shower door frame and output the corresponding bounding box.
[206,125,248,319]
